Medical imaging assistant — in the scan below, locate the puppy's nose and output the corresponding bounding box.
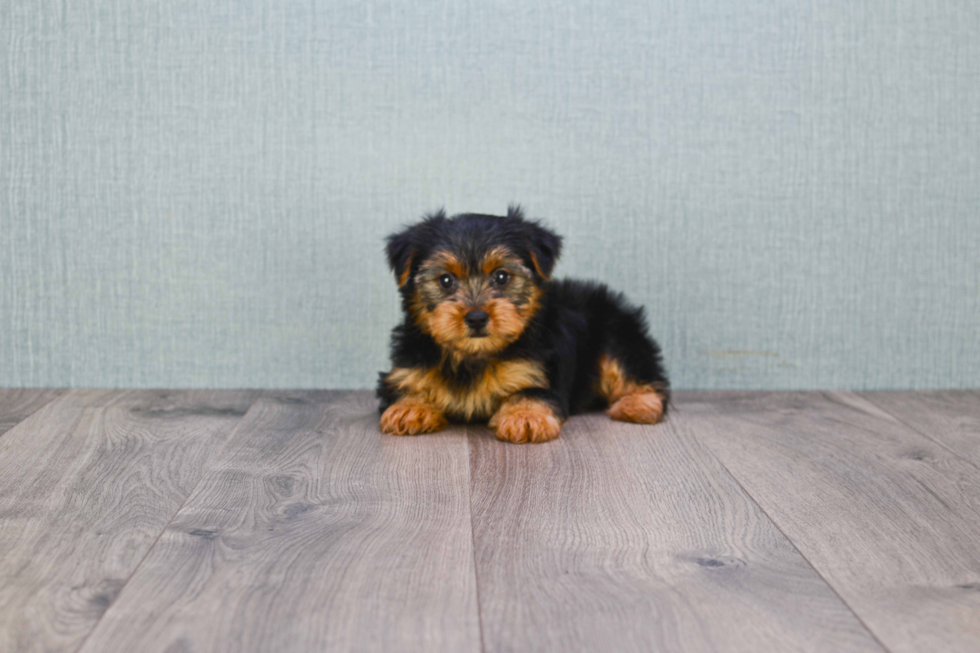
[464,308,489,331]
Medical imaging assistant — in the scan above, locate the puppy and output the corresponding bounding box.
[377,207,669,443]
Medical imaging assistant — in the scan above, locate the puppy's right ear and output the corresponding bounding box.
[385,210,446,288]
[385,228,416,289]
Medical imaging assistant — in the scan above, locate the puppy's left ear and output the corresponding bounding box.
[525,221,562,281]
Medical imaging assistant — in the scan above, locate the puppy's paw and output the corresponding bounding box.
[489,398,562,444]
[380,399,447,435]
[607,391,665,424]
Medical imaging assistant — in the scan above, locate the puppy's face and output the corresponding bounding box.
[385,208,562,359]
[412,245,540,356]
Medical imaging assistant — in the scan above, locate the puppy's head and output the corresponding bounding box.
[385,206,562,358]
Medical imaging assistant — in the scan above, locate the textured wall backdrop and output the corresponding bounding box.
[2,1,978,389]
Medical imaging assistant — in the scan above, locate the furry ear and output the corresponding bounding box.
[385,210,446,288]
[385,228,415,288]
[527,223,562,280]
[516,209,562,280]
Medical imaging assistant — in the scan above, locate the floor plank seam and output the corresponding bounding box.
[858,393,980,475]
[670,404,895,653]
[0,389,67,440]
[858,393,980,524]
[68,391,263,653]
[465,426,489,653]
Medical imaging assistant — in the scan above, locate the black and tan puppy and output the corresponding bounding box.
[377,207,669,443]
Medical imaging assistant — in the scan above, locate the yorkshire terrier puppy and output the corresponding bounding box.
[377,207,669,444]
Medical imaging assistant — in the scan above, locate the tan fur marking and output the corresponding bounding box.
[385,359,547,421]
[419,295,532,358]
[425,251,466,278]
[596,354,665,424]
[596,354,650,402]
[482,246,515,275]
[380,396,447,435]
[607,392,664,424]
[529,251,550,280]
[489,396,562,444]
[424,301,470,349]
[397,253,414,288]
[520,284,544,324]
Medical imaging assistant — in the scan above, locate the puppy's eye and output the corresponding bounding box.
[492,269,511,287]
[438,274,455,290]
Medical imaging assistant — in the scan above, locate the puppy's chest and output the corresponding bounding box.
[388,358,547,421]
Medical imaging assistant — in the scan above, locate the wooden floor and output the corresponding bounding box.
[1,390,978,653]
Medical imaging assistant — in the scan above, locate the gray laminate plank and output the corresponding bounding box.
[675,390,980,653]
[469,409,886,653]
[78,391,482,653]
[0,388,66,437]
[861,390,980,468]
[0,389,259,653]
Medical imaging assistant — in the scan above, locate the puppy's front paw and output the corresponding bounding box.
[607,391,665,424]
[489,398,562,444]
[380,399,447,435]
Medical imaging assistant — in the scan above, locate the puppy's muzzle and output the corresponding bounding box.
[464,308,489,334]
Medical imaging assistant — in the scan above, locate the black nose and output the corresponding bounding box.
[464,309,489,331]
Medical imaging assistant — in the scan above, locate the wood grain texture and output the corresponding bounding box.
[0,389,258,653]
[78,391,481,653]
[676,391,980,653]
[861,390,980,467]
[0,388,66,437]
[469,409,886,653]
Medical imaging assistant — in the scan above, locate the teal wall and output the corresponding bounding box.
[2,1,978,389]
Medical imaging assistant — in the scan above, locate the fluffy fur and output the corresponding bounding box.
[377,206,670,443]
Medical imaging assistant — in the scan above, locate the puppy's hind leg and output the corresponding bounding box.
[596,354,668,425]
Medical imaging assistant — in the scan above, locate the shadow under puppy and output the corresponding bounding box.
[377,207,669,443]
